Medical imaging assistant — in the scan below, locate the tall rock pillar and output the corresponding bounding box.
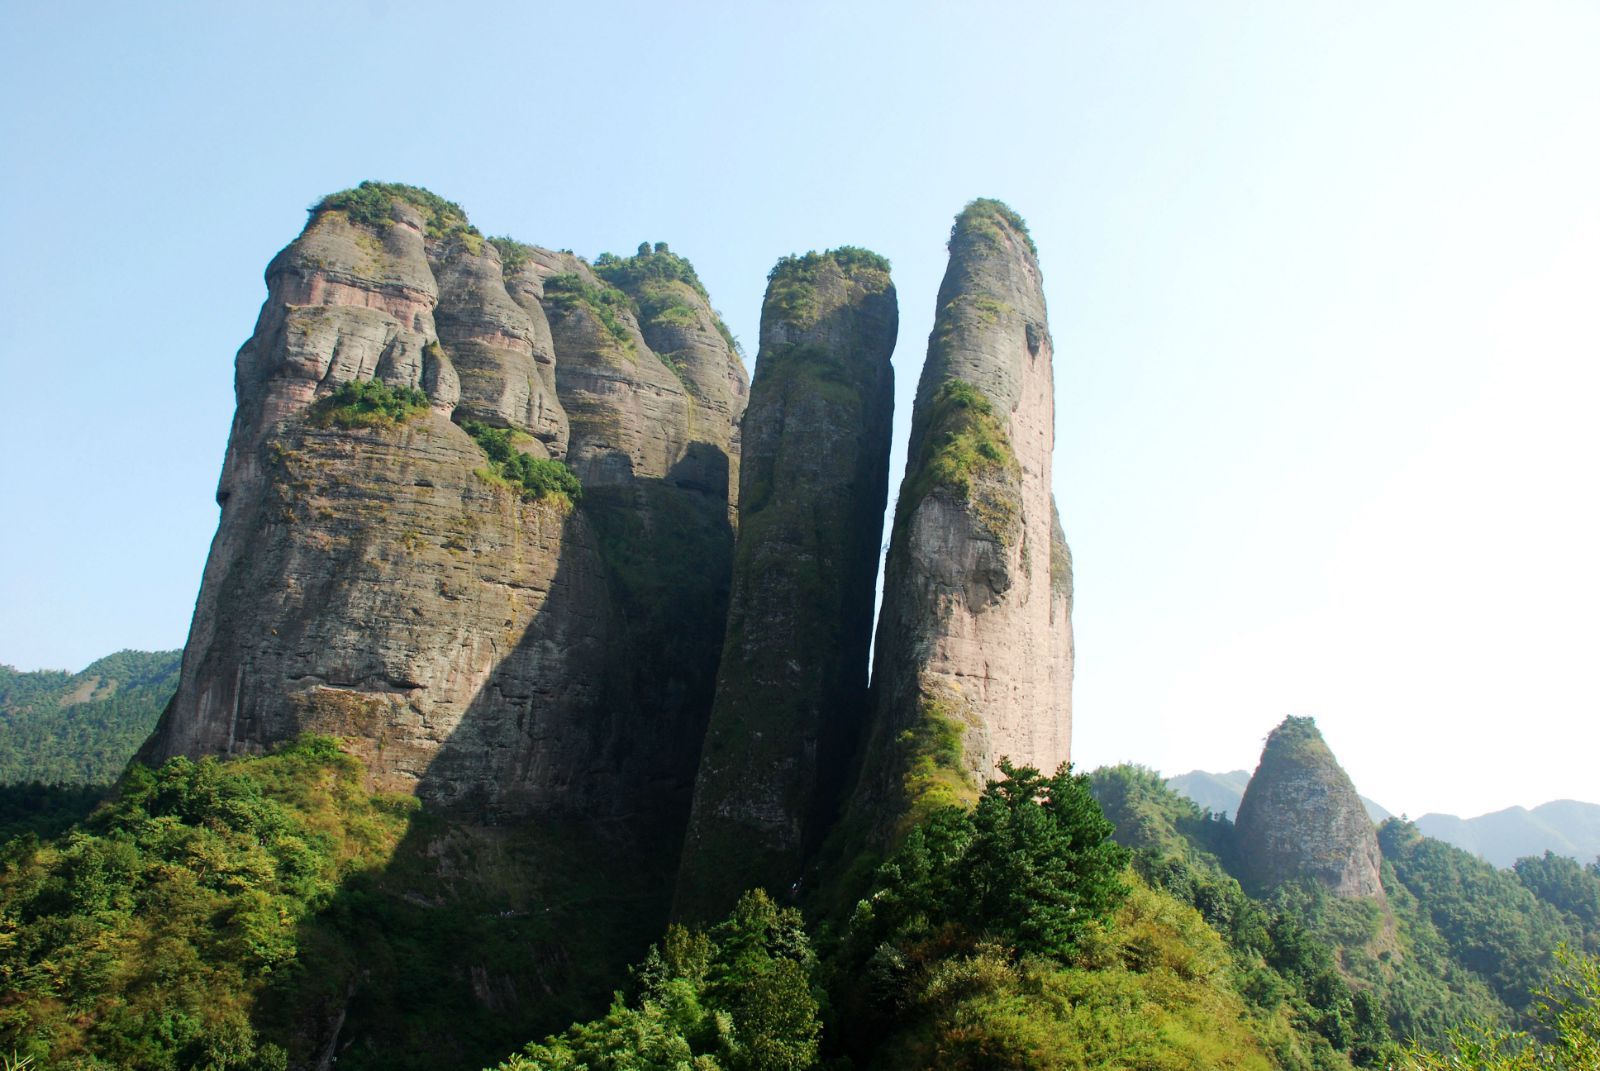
[856,199,1073,834]
[675,249,897,920]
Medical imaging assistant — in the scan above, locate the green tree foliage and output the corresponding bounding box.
[1380,820,1587,1018]
[827,763,1323,1069]
[1088,764,1509,1066]
[0,737,414,1070]
[487,889,820,1071]
[543,273,636,349]
[309,378,429,430]
[310,181,480,247]
[0,650,179,788]
[461,421,583,505]
[592,243,743,364]
[1398,948,1600,1071]
[1515,852,1600,944]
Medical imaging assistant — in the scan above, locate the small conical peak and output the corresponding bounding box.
[1235,716,1385,899]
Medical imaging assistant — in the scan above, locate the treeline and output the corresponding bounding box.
[1089,764,1600,1067]
[2,743,1597,1069]
[0,649,179,786]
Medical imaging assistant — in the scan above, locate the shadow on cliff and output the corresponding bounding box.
[257,449,734,1071]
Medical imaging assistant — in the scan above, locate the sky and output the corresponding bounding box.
[2,1,1596,820]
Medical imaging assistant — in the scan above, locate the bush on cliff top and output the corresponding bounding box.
[542,273,635,351]
[311,181,481,247]
[951,198,1037,258]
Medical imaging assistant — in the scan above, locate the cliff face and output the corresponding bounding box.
[675,249,897,919]
[1234,716,1385,899]
[851,200,1073,832]
[144,186,747,821]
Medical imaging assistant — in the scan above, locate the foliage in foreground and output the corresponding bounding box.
[487,888,820,1071]
[1397,948,1600,1070]
[0,737,414,1070]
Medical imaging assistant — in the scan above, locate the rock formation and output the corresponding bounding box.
[1234,716,1385,899]
[142,185,747,822]
[849,199,1073,833]
[675,249,897,919]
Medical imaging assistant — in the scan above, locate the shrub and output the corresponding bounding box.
[309,182,481,248]
[309,378,429,430]
[542,273,634,350]
[461,421,582,506]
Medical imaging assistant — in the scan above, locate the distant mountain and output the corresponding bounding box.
[0,649,180,785]
[1170,767,1600,869]
[1168,768,1391,823]
[1416,802,1600,868]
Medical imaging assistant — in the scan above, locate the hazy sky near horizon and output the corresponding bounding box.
[3,2,1596,820]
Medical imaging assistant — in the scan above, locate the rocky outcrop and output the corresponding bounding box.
[1234,716,1385,899]
[675,249,897,919]
[848,200,1073,834]
[143,185,747,822]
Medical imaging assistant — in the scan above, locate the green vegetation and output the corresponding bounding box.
[542,273,635,351]
[950,198,1037,258]
[1379,819,1589,1018]
[764,248,891,328]
[487,889,820,1071]
[461,420,583,506]
[0,650,179,788]
[311,181,482,250]
[593,242,744,365]
[897,379,1021,544]
[0,737,414,1070]
[1515,853,1600,944]
[1397,948,1600,1070]
[489,235,535,276]
[308,378,429,430]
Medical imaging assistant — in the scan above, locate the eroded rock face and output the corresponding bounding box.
[1235,717,1385,899]
[852,200,1074,832]
[675,250,897,919]
[144,189,746,822]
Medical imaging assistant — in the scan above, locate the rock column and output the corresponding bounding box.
[675,249,897,919]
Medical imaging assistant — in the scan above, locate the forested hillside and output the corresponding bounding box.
[0,650,179,785]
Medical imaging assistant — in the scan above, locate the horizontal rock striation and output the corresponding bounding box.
[144,185,747,821]
[675,249,897,920]
[1235,716,1386,899]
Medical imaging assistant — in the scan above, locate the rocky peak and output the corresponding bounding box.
[1234,716,1385,899]
[675,248,897,920]
[143,183,744,824]
[847,199,1073,837]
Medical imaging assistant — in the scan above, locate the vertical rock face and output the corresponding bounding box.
[1235,716,1385,899]
[675,249,897,919]
[144,186,747,822]
[853,199,1073,832]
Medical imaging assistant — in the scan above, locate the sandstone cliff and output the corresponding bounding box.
[675,249,897,919]
[848,199,1073,834]
[1234,716,1385,899]
[143,184,747,822]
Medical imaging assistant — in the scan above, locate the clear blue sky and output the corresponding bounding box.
[3,2,1596,818]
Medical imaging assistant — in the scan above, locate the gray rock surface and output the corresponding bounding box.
[849,200,1074,836]
[1234,716,1386,899]
[675,249,897,919]
[143,188,747,823]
